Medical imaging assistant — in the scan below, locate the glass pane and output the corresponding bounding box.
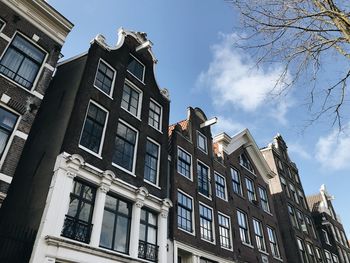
[114,216,129,252]
[79,202,92,221]
[139,224,146,241]
[147,227,157,244]
[67,197,79,217]
[118,200,130,215]
[100,210,114,248]
[105,195,117,210]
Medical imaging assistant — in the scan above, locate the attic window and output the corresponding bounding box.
[239,153,255,174]
[127,54,145,82]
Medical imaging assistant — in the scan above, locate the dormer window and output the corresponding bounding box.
[127,54,145,82]
[239,153,255,174]
[197,131,208,153]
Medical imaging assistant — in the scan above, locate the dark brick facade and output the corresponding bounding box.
[169,107,287,263]
[0,1,72,190]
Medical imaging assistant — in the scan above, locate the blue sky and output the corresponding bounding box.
[49,0,350,235]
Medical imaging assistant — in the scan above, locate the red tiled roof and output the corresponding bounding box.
[168,120,188,136]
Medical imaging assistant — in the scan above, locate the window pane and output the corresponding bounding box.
[100,210,114,248]
[127,55,144,81]
[94,60,114,94]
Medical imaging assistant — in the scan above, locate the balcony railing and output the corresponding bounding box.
[61,215,93,244]
[138,240,158,262]
[0,64,33,89]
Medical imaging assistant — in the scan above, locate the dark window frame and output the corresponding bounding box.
[0,106,18,159]
[144,139,160,185]
[93,59,116,96]
[0,33,46,90]
[214,172,226,200]
[197,161,210,198]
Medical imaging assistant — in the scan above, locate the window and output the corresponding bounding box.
[197,162,210,197]
[296,210,307,233]
[245,178,257,202]
[148,100,162,131]
[144,139,159,185]
[332,254,339,263]
[267,227,281,258]
[0,20,4,31]
[289,183,299,204]
[298,189,307,209]
[199,204,214,242]
[218,213,231,249]
[0,34,45,89]
[324,250,332,263]
[197,131,208,153]
[253,219,266,252]
[177,191,193,233]
[139,209,158,261]
[306,243,316,263]
[258,187,270,213]
[121,81,141,117]
[100,195,131,253]
[239,153,255,174]
[127,54,145,82]
[80,101,107,154]
[294,171,300,183]
[297,239,309,263]
[322,229,330,245]
[288,205,298,228]
[61,180,96,243]
[237,210,251,245]
[315,248,323,263]
[306,216,317,239]
[0,107,18,158]
[280,176,290,197]
[177,147,192,179]
[231,168,242,196]
[112,121,137,172]
[94,59,115,95]
[215,172,226,200]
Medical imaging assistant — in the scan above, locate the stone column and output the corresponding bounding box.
[90,181,110,246]
[129,198,144,258]
[157,199,172,263]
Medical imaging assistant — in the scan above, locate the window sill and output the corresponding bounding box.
[201,237,216,245]
[126,71,145,85]
[273,256,284,262]
[198,192,212,201]
[121,107,142,121]
[177,171,193,182]
[143,179,161,189]
[178,227,195,236]
[216,196,228,202]
[264,210,274,217]
[78,144,103,159]
[149,124,163,134]
[111,162,136,177]
[242,242,254,249]
[0,73,43,100]
[259,250,269,256]
[93,84,114,100]
[220,245,233,252]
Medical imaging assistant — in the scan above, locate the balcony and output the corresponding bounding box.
[138,240,158,262]
[61,215,93,244]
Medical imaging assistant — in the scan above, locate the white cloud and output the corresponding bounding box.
[211,115,245,136]
[197,32,291,123]
[288,143,312,160]
[315,125,350,170]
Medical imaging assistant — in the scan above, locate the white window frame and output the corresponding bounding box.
[0,31,48,97]
[0,104,21,170]
[78,100,109,158]
[111,119,139,176]
[323,229,331,245]
[267,226,281,259]
[253,218,267,253]
[197,131,208,154]
[121,79,143,119]
[177,146,193,181]
[143,137,161,188]
[148,98,163,132]
[333,254,339,263]
[199,202,215,244]
[258,186,271,213]
[197,160,211,200]
[231,167,243,196]
[214,171,227,201]
[239,153,256,175]
[127,53,145,83]
[0,19,5,32]
[177,189,195,236]
[245,177,257,203]
[93,58,116,98]
[237,209,252,246]
[218,211,233,251]
[324,250,332,263]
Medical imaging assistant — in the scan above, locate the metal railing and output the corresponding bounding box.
[138,240,158,262]
[61,215,93,244]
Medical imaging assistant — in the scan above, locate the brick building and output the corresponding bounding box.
[0,28,172,263]
[307,185,350,263]
[168,107,286,263]
[0,0,73,204]
[261,134,325,263]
